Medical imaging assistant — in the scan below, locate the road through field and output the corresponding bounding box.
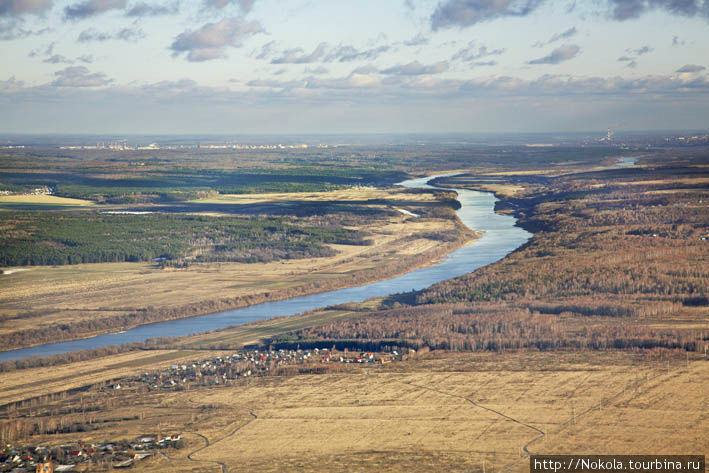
[402,380,546,472]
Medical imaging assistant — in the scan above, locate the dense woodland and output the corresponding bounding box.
[0,212,370,266]
[278,158,709,354]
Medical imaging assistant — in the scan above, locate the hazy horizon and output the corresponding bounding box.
[2,0,709,134]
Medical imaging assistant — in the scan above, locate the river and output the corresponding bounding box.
[0,175,532,361]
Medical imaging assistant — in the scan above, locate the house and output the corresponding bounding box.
[54,466,75,472]
[35,461,53,473]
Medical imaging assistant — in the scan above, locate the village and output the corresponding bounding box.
[1,433,183,472]
[1,348,413,472]
[117,347,407,392]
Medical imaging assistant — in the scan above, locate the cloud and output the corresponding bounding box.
[202,69,709,100]
[125,1,179,16]
[78,28,111,41]
[44,53,71,63]
[607,0,709,21]
[533,26,577,47]
[616,45,653,67]
[253,40,276,59]
[116,26,144,40]
[64,0,127,20]
[428,0,709,28]
[261,42,392,64]
[324,44,390,62]
[0,0,53,16]
[676,64,706,72]
[202,0,255,12]
[0,18,24,39]
[2,70,709,134]
[30,42,94,63]
[30,42,74,63]
[0,1,52,40]
[380,60,449,75]
[458,71,709,98]
[246,78,304,88]
[628,45,652,56]
[51,66,112,87]
[245,70,385,91]
[28,40,53,56]
[78,26,144,42]
[404,33,429,46]
[473,60,497,66]
[0,76,25,93]
[169,17,263,62]
[305,72,382,90]
[452,41,505,62]
[351,64,379,74]
[431,0,544,30]
[271,43,327,64]
[528,44,580,64]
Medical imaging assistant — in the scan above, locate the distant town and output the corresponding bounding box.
[1,131,707,151]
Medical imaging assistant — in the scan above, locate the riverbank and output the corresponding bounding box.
[1,218,475,353]
[1,183,478,353]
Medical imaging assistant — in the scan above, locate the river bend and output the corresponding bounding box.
[0,175,532,361]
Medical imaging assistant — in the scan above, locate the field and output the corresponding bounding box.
[0,186,474,349]
[1,350,705,473]
[1,142,707,472]
[0,349,218,407]
[0,194,95,208]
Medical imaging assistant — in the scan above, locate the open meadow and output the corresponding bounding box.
[0,350,705,473]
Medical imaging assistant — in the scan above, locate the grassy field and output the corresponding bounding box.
[2,350,705,473]
[0,194,95,206]
[0,349,217,406]
[181,307,372,350]
[126,352,709,473]
[0,194,96,210]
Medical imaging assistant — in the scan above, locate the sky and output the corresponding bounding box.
[0,0,708,134]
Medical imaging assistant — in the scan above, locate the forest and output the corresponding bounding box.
[0,211,370,266]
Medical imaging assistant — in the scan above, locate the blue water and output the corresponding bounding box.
[0,175,532,361]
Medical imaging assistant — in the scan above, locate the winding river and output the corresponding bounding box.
[1,175,532,362]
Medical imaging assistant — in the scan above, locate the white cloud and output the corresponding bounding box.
[51,66,113,86]
[169,17,263,62]
[528,44,580,65]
